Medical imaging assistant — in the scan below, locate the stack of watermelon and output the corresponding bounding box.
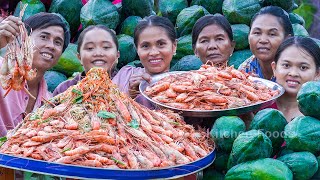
[206,81,320,179]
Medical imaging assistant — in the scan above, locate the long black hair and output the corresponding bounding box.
[251,6,293,37]
[275,36,320,69]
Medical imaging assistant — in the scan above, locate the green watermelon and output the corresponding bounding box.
[284,116,320,154]
[228,49,252,69]
[176,5,209,37]
[297,81,320,119]
[14,0,46,21]
[231,24,250,50]
[120,16,142,37]
[49,0,83,37]
[117,34,137,69]
[278,152,318,180]
[191,0,223,14]
[51,43,84,77]
[44,71,67,92]
[225,158,293,180]
[222,0,261,25]
[80,0,120,29]
[170,55,203,71]
[159,0,187,24]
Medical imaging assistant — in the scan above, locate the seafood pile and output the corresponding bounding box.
[0,4,36,98]
[0,68,214,169]
[144,64,280,110]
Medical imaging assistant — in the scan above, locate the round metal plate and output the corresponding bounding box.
[0,150,215,180]
[139,71,285,117]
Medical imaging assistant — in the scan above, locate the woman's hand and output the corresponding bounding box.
[129,72,151,99]
[0,16,22,49]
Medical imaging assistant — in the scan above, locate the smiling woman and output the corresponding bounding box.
[268,36,320,122]
[53,25,120,96]
[238,6,293,81]
[112,15,177,108]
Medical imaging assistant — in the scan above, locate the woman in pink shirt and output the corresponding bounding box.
[270,36,320,122]
[53,25,120,96]
[0,13,70,137]
[112,15,177,109]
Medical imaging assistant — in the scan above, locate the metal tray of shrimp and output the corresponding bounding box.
[139,71,285,117]
[0,150,215,179]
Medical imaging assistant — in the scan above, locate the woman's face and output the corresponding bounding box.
[249,14,286,63]
[272,45,319,96]
[78,28,119,73]
[136,26,176,75]
[31,26,64,74]
[194,24,234,64]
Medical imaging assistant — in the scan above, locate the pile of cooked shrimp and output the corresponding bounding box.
[0,68,214,169]
[0,4,36,98]
[145,64,280,110]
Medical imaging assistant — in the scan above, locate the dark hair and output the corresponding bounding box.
[77,25,119,53]
[251,6,293,37]
[275,36,320,69]
[133,15,176,46]
[24,12,70,52]
[192,14,233,50]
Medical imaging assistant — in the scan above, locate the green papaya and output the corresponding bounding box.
[122,0,154,17]
[49,0,83,37]
[80,0,120,30]
[297,81,320,119]
[231,24,250,50]
[278,152,318,180]
[284,116,320,154]
[228,49,252,69]
[14,0,45,21]
[225,158,293,180]
[117,34,137,69]
[222,0,261,25]
[292,23,309,37]
[159,0,187,24]
[174,34,193,61]
[289,12,305,26]
[249,108,287,153]
[44,71,67,92]
[51,43,84,77]
[176,5,209,37]
[210,116,245,152]
[170,55,202,71]
[191,0,223,14]
[120,16,142,37]
[227,130,272,169]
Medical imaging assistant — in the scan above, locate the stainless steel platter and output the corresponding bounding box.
[139,71,285,117]
[0,150,215,179]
